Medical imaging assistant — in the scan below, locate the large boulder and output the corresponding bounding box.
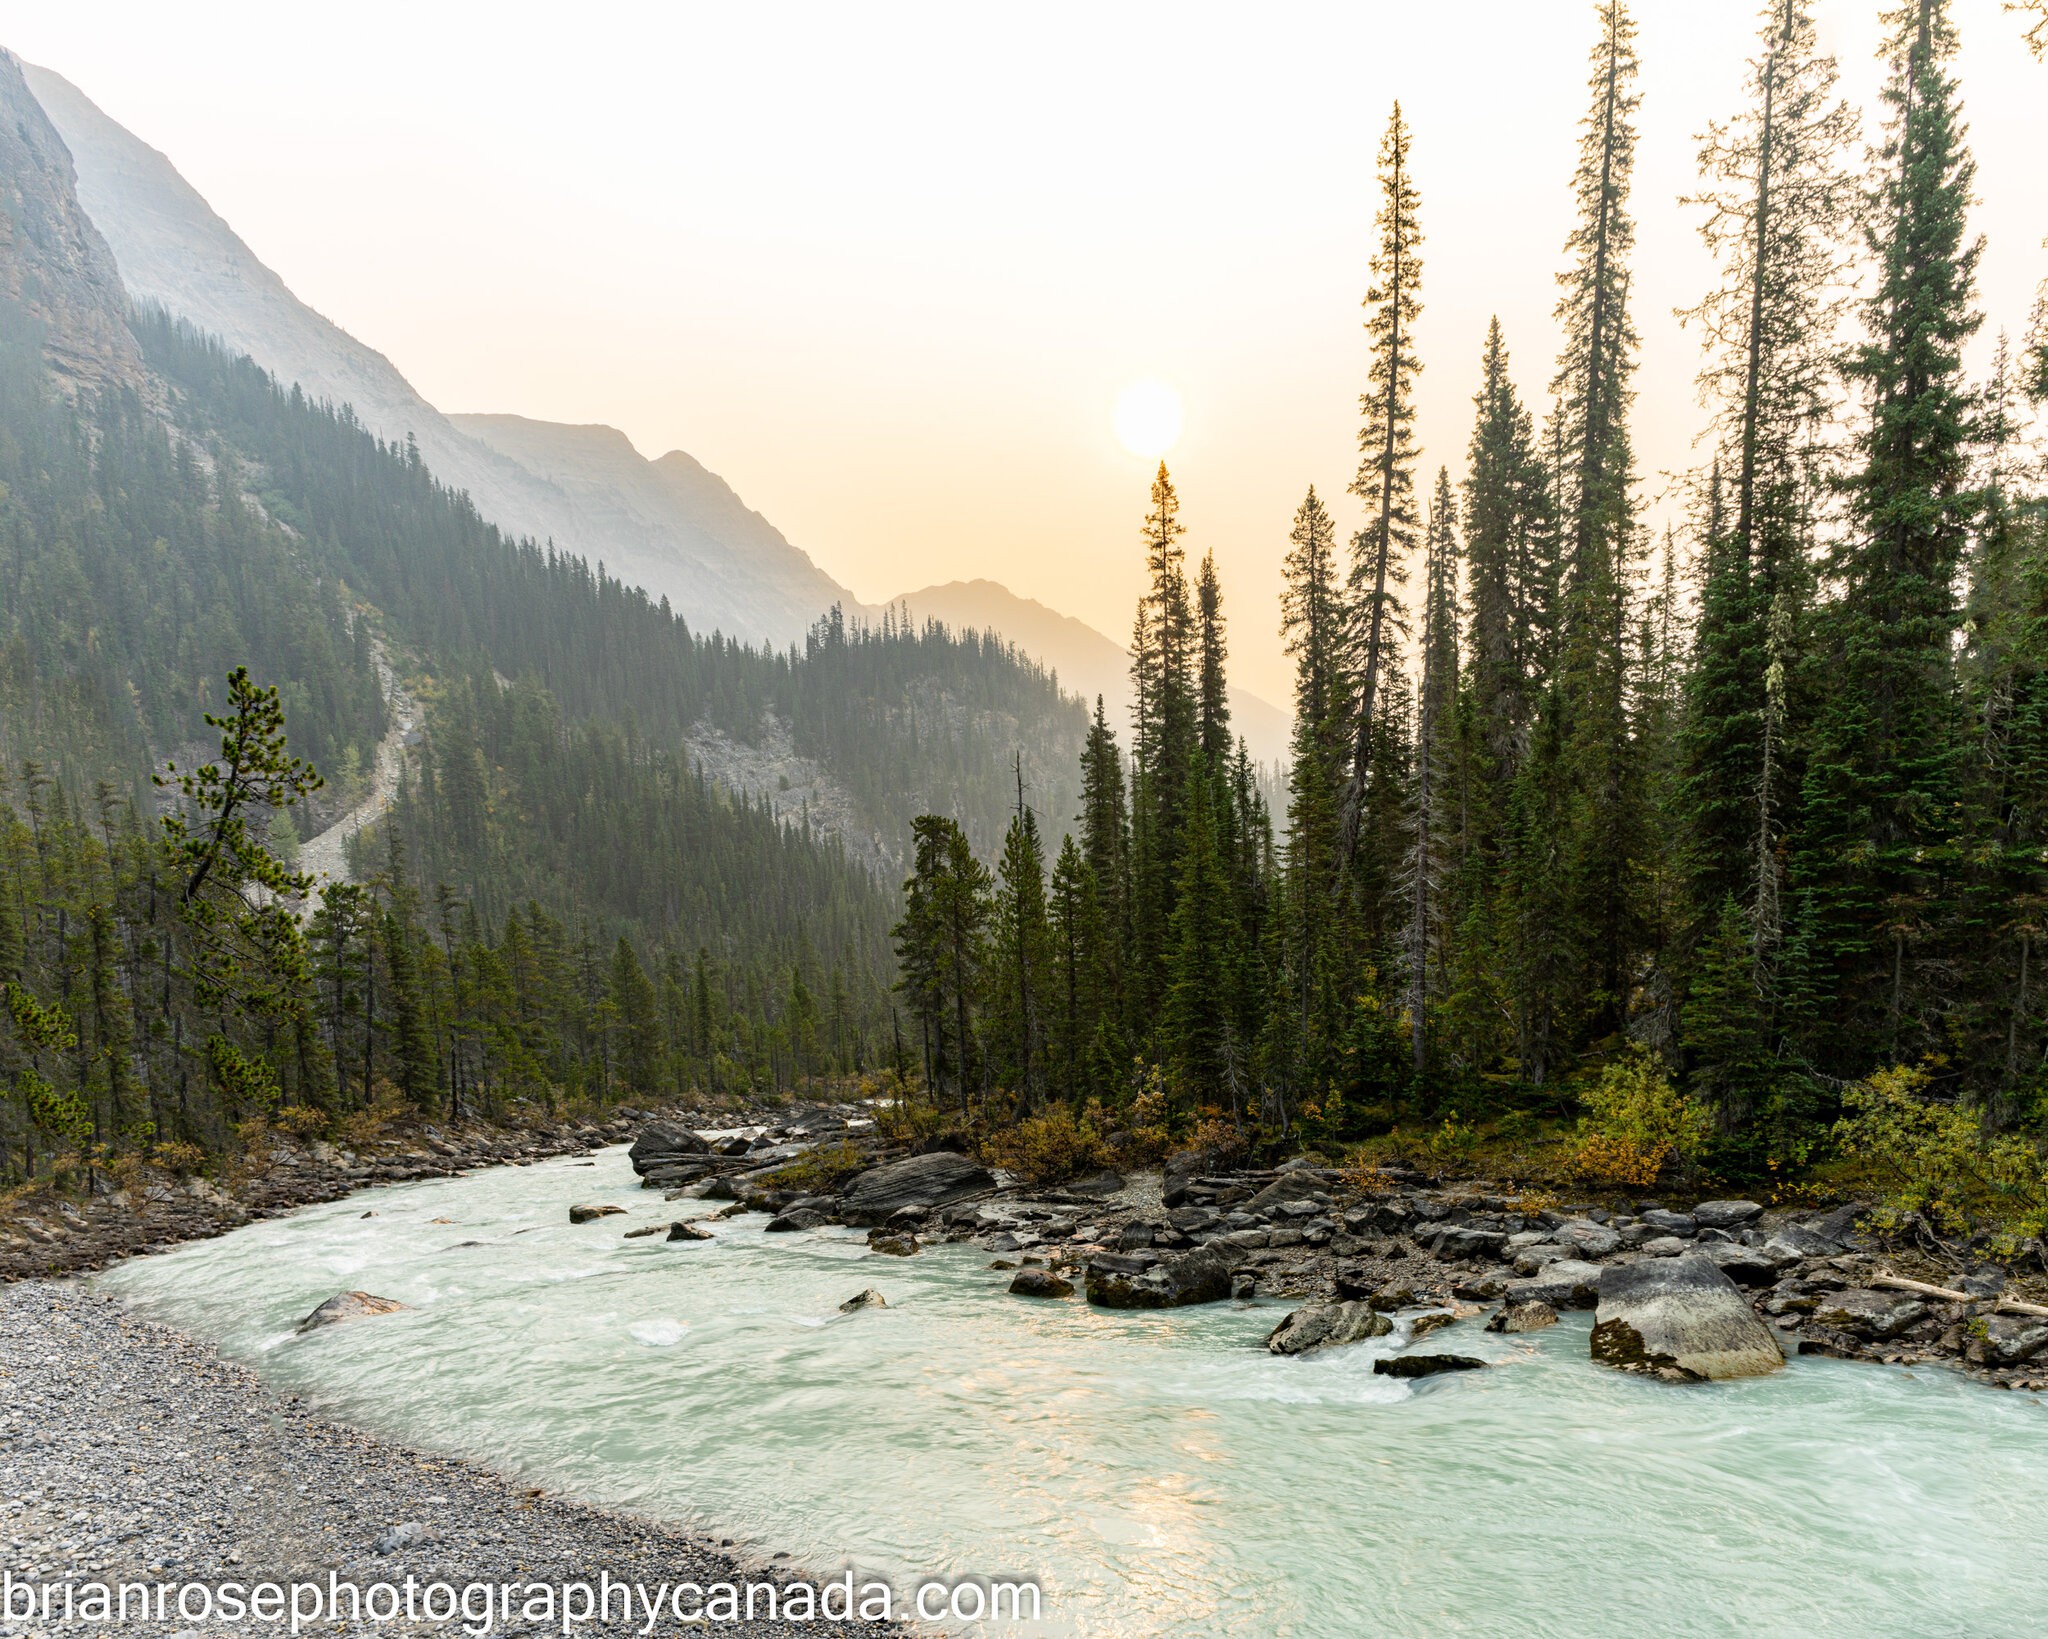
[628,1122,710,1178]
[839,1151,994,1225]
[1429,1225,1510,1262]
[1486,1300,1557,1334]
[1980,1315,2048,1365]
[1639,1208,1697,1237]
[1504,1259,1604,1311]
[569,1203,625,1224]
[297,1292,406,1333]
[1009,1268,1075,1299]
[1690,1199,1765,1231]
[1552,1218,1623,1260]
[1590,1254,1784,1381]
[1698,1240,1784,1287]
[1808,1288,1930,1341]
[1265,1301,1393,1356]
[1085,1245,1233,1310]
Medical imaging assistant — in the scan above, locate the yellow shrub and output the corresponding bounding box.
[1569,1047,1710,1185]
[983,1106,1110,1185]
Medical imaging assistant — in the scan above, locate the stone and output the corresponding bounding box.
[1809,1288,1930,1340]
[1430,1225,1510,1261]
[1642,1236,1688,1257]
[1762,1224,1837,1262]
[1552,1219,1623,1260]
[1800,1203,1866,1244]
[1065,1170,1125,1198]
[839,1151,995,1225]
[373,1522,433,1555]
[1639,1208,1697,1237]
[666,1221,712,1241]
[1512,1245,1576,1276]
[1085,1244,1233,1310]
[1957,1268,2009,1300]
[1486,1300,1557,1334]
[1245,1173,1327,1214]
[1009,1268,1075,1299]
[1589,1254,1785,1381]
[1231,1273,1257,1300]
[627,1122,710,1176]
[568,1204,625,1224]
[1372,1354,1487,1378]
[838,1288,888,1313]
[1408,1311,1458,1340]
[1698,1240,1782,1287]
[297,1291,406,1333]
[868,1232,920,1256]
[1265,1301,1394,1355]
[1453,1272,1511,1301]
[1982,1314,2048,1364]
[1116,1222,1161,1250]
[1690,1199,1765,1231]
[765,1207,829,1232]
[1504,1259,1604,1311]
[1367,1284,1418,1311]
[622,1225,665,1239]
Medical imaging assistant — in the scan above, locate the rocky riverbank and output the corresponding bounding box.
[0,1282,904,1638]
[628,1114,2048,1392]
[0,1105,762,1283]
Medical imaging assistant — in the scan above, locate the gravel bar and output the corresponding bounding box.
[0,1283,907,1637]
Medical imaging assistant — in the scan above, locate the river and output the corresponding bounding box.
[98,1145,2048,1636]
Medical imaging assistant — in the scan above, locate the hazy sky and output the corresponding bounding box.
[11,1,2045,703]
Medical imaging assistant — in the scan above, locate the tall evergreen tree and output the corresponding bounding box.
[1341,102,1423,864]
[1790,0,1982,1076]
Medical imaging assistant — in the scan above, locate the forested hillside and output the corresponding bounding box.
[894,0,2048,1222]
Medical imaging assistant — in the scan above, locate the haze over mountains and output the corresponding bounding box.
[20,59,1288,762]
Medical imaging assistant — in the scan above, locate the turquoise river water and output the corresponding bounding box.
[98,1146,2048,1636]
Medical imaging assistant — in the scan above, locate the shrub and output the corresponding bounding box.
[983,1106,1109,1185]
[1834,1064,2048,1246]
[1568,1047,1712,1187]
[1423,1110,1479,1166]
[273,1103,329,1138]
[760,1139,869,1194]
[151,1140,208,1176]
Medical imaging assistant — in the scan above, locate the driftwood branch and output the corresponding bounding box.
[1873,1271,2048,1319]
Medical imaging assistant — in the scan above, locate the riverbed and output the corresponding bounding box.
[98,1146,2048,1637]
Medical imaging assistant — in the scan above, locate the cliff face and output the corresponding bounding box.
[0,50,146,395]
[20,60,854,649]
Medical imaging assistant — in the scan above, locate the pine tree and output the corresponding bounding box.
[989,760,1053,1106]
[1405,471,1461,1081]
[1196,553,1232,766]
[1129,465,1197,1021]
[1790,0,1982,1076]
[1679,0,1857,983]
[1341,102,1423,864]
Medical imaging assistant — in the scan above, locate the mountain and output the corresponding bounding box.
[895,579,1294,767]
[19,61,853,648]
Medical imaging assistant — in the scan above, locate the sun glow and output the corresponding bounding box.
[1113,380,1183,460]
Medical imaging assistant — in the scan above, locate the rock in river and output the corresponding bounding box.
[1486,1300,1557,1334]
[1503,1259,1604,1311]
[1589,1254,1784,1381]
[867,1232,920,1257]
[839,1152,994,1225]
[569,1204,625,1224]
[297,1292,407,1333]
[628,1122,710,1177]
[1009,1268,1076,1299]
[1373,1354,1487,1379]
[839,1288,888,1313]
[666,1221,713,1242]
[1265,1301,1393,1356]
[1085,1245,1233,1310]
[1807,1288,1929,1341]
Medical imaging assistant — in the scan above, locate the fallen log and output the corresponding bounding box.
[1872,1270,2048,1319]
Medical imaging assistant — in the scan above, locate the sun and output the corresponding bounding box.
[1113,380,1183,460]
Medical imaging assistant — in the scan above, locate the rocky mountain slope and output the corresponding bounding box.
[897,578,1293,767]
[20,60,853,648]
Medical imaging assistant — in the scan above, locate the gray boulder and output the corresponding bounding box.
[1245,1173,1326,1213]
[765,1207,830,1232]
[1553,1218,1623,1260]
[1691,1199,1765,1231]
[1801,1202,1866,1244]
[1809,1288,1930,1340]
[1430,1225,1510,1261]
[839,1151,994,1224]
[838,1288,888,1313]
[628,1121,711,1183]
[1639,1208,1697,1237]
[1590,1254,1784,1381]
[1486,1300,1557,1333]
[1504,1259,1604,1310]
[297,1291,407,1333]
[1982,1314,2048,1365]
[568,1203,625,1224]
[666,1221,712,1241]
[1264,1301,1393,1356]
[1642,1236,1689,1258]
[1698,1240,1781,1287]
[1762,1223,1837,1261]
[867,1232,920,1256]
[1086,1245,1233,1310]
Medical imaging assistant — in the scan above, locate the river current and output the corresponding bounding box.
[99,1145,2048,1636]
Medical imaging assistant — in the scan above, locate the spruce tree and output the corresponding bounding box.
[1341,102,1423,863]
[1790,0,1982,1076]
